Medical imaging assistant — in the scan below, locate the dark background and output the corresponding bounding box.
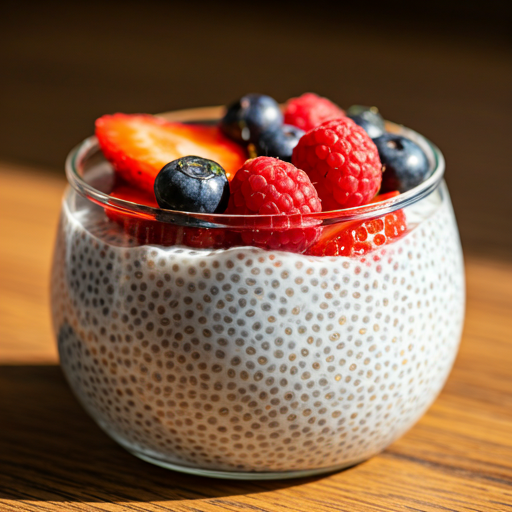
[1,0,511,259]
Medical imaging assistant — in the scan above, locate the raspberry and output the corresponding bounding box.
[307,209,407,257]
[226,157,322,252]
[292,117,382,210]
[284,93,345,132]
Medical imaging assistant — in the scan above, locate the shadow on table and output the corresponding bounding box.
[0,365,328,504]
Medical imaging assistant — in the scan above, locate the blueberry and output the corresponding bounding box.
[220,94,283,144]
[255,124,305,162]
[373,134,430,193]
[154,156,230,213]
[347,105,385,139]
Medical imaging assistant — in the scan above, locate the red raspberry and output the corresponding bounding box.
[292,117,382,210]
[284,93,345,132]
[226,157,322,252]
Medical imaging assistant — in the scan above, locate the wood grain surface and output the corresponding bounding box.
[1,163,512,511]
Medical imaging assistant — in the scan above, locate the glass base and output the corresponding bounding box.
[129,449,366,480]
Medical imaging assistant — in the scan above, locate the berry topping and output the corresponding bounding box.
[307,196,407,257]
[292,117,382,210]
[106,183,232,248]
[105,183,172,245]
[106,182,158,222]
[95,114,246,194]
[284,93,345,132]
[346,105,385,139]
[154,156,230,213]
[220,94,283,144]
[255,124,305,162]
[225,157,322,252]
[373,134,430,193]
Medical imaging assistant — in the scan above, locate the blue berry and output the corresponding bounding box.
[220,94,283,144]
[373,134,430,193]
[255,124,305,162]
[154,156,229,213]
[347,105,385,139]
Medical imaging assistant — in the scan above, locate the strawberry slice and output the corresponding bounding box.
[369,190,401,204]
[105,183,235,248]
[105,183,174,245]
[306,191,407,257]
[96,114,247,194]
[105,182,158,221]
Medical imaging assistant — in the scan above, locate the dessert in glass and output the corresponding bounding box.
[51,94,465,479]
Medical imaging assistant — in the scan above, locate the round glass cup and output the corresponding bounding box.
[51,108,465,480]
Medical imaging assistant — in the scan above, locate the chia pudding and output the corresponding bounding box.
[51,104,465,478]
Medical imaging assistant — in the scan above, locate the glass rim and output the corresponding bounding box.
[65,111,445,229]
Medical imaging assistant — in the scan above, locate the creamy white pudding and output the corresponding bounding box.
[51,182,464,477]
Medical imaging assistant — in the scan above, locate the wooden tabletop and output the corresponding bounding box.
[1,163,511,511]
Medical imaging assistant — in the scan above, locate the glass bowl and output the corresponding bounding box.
[50,107,465,479]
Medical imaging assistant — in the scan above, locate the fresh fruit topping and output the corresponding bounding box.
[373,134,430,193]
[346,105,385,139]
[108,182,159,206]
[255,124,305,162]
[292,117,382,210]
[220,94,283,145]
[154,156,230,213]
[227,157,321,215]
[95,114,246,194]
[106,183,232,248]
[106,182,158,223]
[105,183,169,244]
[307,208,407,257]
[284,93,345,132]
[225,157,322,252]
[370,190,400,203]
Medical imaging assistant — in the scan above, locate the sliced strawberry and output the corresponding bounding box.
[306,191,407,257]
[105,183,235,249]
[105,183,173,245]
[369,190,400,203]
[96,114,247,194]
[105,182,157,221]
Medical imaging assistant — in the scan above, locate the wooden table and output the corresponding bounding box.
[1,163,511,511]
